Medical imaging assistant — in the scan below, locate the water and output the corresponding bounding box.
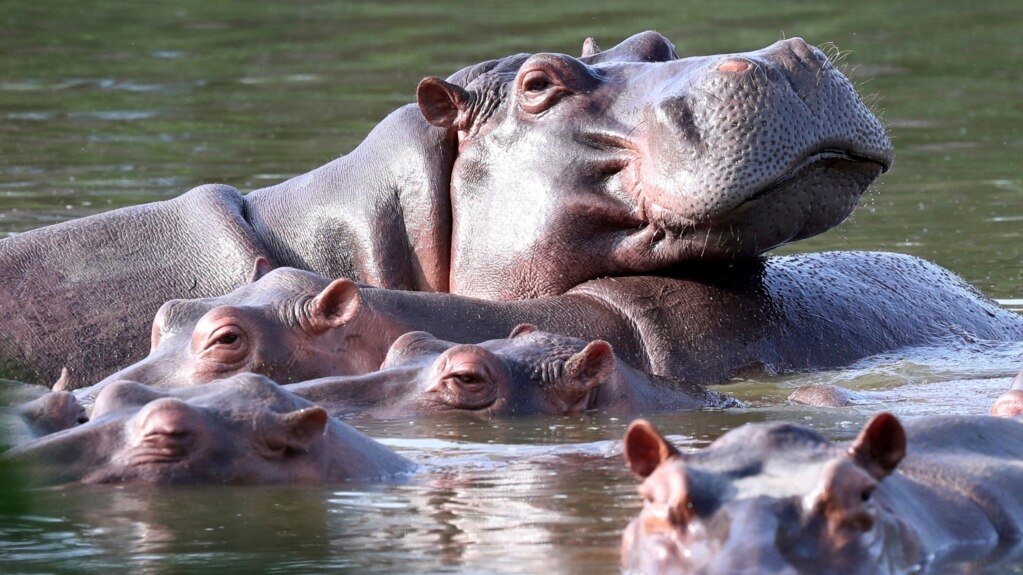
[1,1,1022,573]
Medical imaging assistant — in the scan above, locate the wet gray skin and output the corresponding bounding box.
[0,31,892,388]
[285,326,734,418]
[69,253,1023,401]
[430,31,893,298]
[4,374,414,485]
[621,413,1023,574]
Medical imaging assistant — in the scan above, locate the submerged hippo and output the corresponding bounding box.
[286,326,733,418]
[621,413,1023,574]
[72,251,1023,395]
[5,374,413,485]
[0,31,892,387]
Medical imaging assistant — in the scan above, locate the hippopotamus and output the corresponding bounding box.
[285,326,733,418]
[0,31,893,388]
[4,374,413,485]
[621,413,1023,574]
[71,251,1023,396]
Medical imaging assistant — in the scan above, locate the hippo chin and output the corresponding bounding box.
[5,374,413,485]
[286,326,734,418]
[621,413,1023,574]
[0,31,892,388]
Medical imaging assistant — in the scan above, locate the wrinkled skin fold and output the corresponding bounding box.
[0,31,892,388]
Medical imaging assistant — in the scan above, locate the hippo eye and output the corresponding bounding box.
[449,371,488,392]
[518,68,567,114]
[522,71,553,93]
[205,326,244,350]
[860,487,874,502]
[199,324,249,366]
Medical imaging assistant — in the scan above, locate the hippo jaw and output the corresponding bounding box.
[420,31,893,299]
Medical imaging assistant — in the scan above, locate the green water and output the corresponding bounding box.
[1,1,1022,573]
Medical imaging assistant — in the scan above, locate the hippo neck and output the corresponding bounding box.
[245,104,456,292]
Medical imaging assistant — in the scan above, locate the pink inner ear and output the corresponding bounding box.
[624,419,679,478]
[416,77,465,128]
[850,412,906,479]
[249,257,273,283]
[312,279,361,330]
[279,407,329,451]
[567,340,615,387]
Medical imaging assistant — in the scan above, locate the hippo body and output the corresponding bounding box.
[74,251,1023,399]
[285,327,733,418]
[621,413,1023,574]
[0,31,892,388]
[5,374,413,485]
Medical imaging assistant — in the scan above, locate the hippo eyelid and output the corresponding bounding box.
[200,324,246,352]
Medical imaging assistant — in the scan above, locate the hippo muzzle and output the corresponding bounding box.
[633,37,891,253]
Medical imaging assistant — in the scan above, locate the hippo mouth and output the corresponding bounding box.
[735,149,890,213]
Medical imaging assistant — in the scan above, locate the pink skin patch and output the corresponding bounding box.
[717,59,751,72]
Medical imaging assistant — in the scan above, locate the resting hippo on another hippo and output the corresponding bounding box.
[4,374,413,485]
[286,326,733,418]
[70,252,1023,398]
[621,413,1023,574]
[0,31,893,388]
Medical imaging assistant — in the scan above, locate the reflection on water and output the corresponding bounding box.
[1,0,1022,573]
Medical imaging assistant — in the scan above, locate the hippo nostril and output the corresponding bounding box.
[717,59,751,73]
[655,96,701,146]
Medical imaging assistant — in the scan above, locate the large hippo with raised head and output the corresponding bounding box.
[5,374,414,485]
[621,413,1023,574]
[0,31,892,387]
[70,251,1023,396]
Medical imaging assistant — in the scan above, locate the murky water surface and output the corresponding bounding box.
[1,1,1021,573]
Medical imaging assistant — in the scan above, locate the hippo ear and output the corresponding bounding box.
[581,37,601,57]
[417,77,472,129]
[584,30,677,64]
[509,323,538,338]
[564,340,615,388]
[309,279,362,333]
[273,407,329,452]
[848,412,906,480]
[249,257,274,283]
[51,366,71,391]
[624,419,682,478]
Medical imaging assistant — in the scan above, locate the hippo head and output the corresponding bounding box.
[320,325,619,417]
[82,266,386,399]
[382,325,617,416]
[621,414,922,574]
[419,31,893,298]
[7,374,410,485]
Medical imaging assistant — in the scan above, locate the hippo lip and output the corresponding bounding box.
[737,149,889,212]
